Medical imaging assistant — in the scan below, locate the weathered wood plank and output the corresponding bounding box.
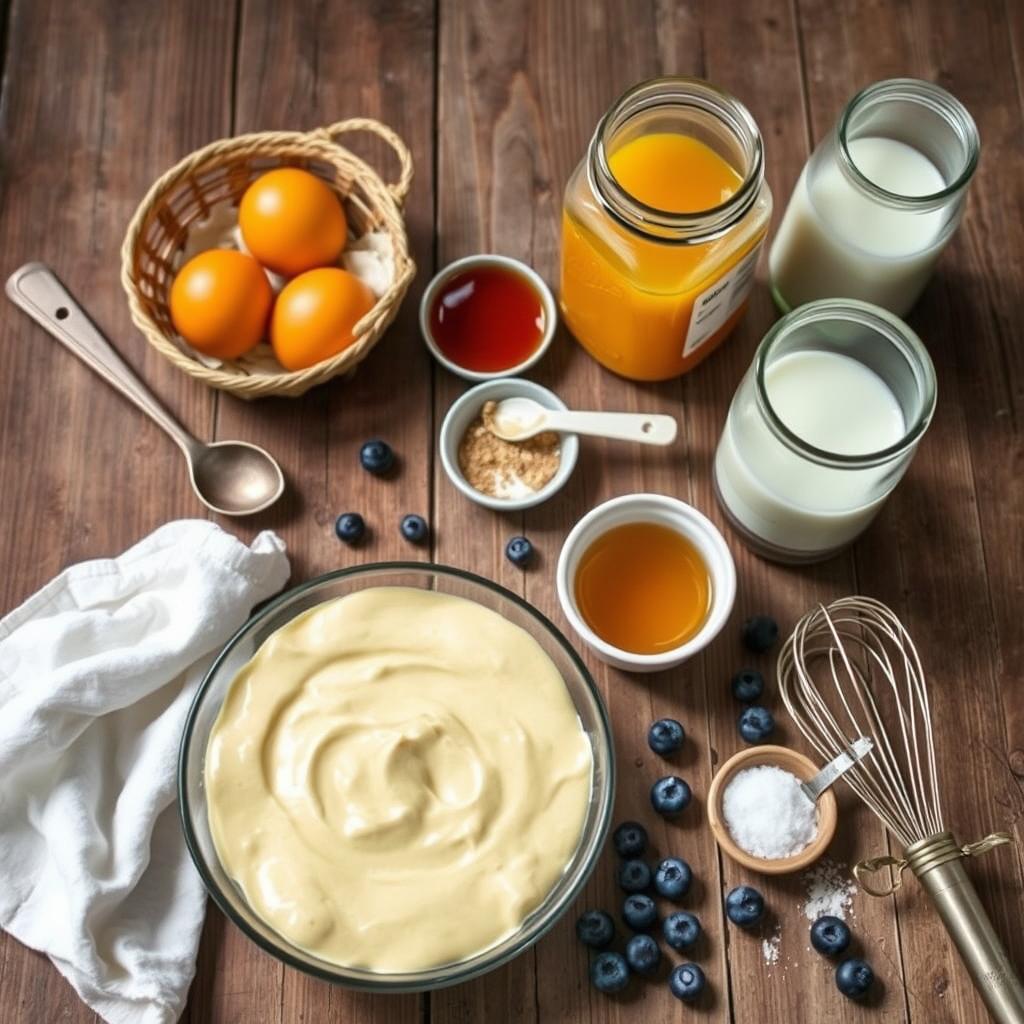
[0,0,235,1020]
[519,2,735,1020]
[796,1,1024,1021]
[677,3,911,1022]
[187,1,438,1023]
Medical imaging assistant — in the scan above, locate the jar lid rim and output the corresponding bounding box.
[752,299,937,469]
[835,78,980,210]
[589,76,765,243]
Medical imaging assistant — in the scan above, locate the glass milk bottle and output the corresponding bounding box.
[769,79,979,316]
[714,299,936,563]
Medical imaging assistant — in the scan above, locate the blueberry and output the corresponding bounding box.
[810,915,851,957]
[505,536,534,567]
[612,821,647,858]
[400,514,429,544]
[359,439,394,475]
[742,614,779,653]
[663,911,701,951]
[725,885,765,927]
[647,718,685,755]
[575,909,615,949]
[625,933,661,976]
[650,775,692,816]
[622,893,658,931]
[590,951,630,994]
[617,859,652,893]
[669,962,706,1002]
[334,512,365,544]
[731,668,765,703]
[835,958,875,1000]
[738,705,775,744]
[654,857,692,900]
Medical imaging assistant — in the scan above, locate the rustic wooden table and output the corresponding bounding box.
[1,1,1022,1022]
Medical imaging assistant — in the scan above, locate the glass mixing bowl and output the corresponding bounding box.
[179,562,614,991]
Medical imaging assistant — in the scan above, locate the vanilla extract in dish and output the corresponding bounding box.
[574,522,711,655]
[431,264,546,373]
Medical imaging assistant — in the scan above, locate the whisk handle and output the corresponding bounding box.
[915,851,1024,1023]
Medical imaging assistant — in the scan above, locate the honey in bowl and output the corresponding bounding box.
[431,264,545,372]
[574,522,711,654]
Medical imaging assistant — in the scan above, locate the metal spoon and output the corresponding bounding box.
[6,262,285,516]
[801,736,874,803]
[486,396,678,446]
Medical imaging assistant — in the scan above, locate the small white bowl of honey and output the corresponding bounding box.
[556,494,736,672]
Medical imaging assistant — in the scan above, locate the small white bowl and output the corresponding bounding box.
[556,494,737,672]
[439,378,579,511]
[419,254,557,381]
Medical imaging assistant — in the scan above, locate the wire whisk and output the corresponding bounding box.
[778,596,1024,1024]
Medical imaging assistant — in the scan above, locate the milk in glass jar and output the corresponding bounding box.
[769,79,979,317]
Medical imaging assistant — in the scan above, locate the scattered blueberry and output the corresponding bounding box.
[835,957,875,1000]
[625,933,661,976]
[400,513,429,544]
[617,859,652,894]
[663,911,701,951]
[650,775,692,816]
[334,512,365,544]
[359,439,394,475]
[612,821,647,858]
[738,705,775,743]
[505,536,534,568]
[575,909,615,949]
[725,885,765,927]
[810,915,852,958]
[647,718,685,755]
[731,668,765,703]
[742,614,779,653]
[590,951,630,994]
[622,894,658,931]
[654,856,692,900]
[669,962,706,1002]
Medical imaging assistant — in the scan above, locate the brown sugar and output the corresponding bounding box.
[458,401,561,499]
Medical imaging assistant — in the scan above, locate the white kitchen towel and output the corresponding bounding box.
[0,520,290,1024]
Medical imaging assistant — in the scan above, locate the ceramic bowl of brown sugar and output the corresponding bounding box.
[439,378,579,511]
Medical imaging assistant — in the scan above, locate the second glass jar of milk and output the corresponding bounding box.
[769,78,979,316]
[714,299,936,564]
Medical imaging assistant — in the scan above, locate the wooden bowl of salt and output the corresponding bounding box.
[707,745,838,874]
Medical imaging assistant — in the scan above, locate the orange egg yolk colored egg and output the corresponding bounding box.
[169,249,272,360]
[271,267,375,371]
[238,168,348,277]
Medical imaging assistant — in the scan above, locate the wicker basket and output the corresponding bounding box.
[120,118,415,399]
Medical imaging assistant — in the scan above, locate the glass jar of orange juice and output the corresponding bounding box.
[561,78,772,381]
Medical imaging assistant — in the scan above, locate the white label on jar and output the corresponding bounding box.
[683,242,763,357]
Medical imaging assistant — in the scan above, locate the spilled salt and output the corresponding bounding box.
[801,857,857,921]
[762,924,782,966]
[722,764,818,859]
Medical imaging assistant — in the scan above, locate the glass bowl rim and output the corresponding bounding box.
[178,560,615,991]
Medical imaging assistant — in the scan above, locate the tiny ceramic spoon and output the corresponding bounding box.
[486,396,677,446]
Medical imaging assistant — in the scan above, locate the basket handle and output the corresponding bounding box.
[317,118,413,206]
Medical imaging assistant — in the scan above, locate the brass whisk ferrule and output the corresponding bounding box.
[904,832,1024,1024]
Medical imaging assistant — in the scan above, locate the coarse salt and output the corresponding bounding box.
[722,764,818,859]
